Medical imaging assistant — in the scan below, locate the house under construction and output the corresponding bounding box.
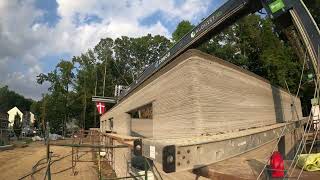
[100,49,305,179]
[97,0,320,179]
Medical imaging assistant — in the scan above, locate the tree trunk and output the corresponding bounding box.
[83,91,87,129]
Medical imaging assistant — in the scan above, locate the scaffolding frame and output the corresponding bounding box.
[46,129,150,180]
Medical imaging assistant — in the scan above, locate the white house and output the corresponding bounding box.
[26,112,35,125]
[30,112,35,124]
[7,107,23,127]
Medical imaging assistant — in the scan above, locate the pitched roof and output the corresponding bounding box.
[7,106,23,114]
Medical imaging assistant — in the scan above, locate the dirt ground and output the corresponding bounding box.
[0,140,98,180]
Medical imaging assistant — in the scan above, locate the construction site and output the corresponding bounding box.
[1,0,320,179]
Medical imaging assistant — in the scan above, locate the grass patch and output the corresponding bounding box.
[25,138,33,144]
[0,139,6,146]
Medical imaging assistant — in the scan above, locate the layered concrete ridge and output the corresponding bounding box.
[101,49,302,138]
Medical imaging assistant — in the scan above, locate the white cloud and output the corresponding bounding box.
[0,0,213,100]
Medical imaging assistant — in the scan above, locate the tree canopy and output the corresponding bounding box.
[305,0,320,25]
[36,34,171,133]
[172,20,195,42]
[0,85,33,112]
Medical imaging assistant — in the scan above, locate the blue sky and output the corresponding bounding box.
[34,0,60,26]
[0,0,226,100]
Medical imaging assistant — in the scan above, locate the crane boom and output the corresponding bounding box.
[118,0,320,102]
[262,0,320,74]
[119,0,258,100]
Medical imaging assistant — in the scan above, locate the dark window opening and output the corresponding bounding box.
[108,117,113,131]
[128,103,153,119]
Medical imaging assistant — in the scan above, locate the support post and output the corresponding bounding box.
[46,122,51,180]
[144,158,148,180]
[98,146,102,180]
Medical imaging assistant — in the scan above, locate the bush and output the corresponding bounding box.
[25,138,33,144]
[13,113,22,139]
[0,139,5,146]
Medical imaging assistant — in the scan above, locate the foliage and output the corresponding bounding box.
[37,34,171,134]
[25,138,33,144]
[0,86,33,112]
[172,20,195,42]
[30,100,41,128]
[113,35,172,81]
[170,15,308,113]
[305,0,320,25]
[0,139,5,146]
[13,113,22,139]
[37,60,75,135]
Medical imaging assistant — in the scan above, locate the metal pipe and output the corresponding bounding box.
[98,146,102,180]
[18,152,74,180]
[49,143,128,148]
[46,122,51,180]
[104,174,146,180]
[144,158,148,180]
[43,153,52,180]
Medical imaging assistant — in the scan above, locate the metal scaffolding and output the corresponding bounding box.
[46,129,148,180]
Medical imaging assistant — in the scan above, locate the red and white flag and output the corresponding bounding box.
[96,102,105,115]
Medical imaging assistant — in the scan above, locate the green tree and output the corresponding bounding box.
[30,101,41,129]
[305,0,320,25]
[37,61,75,135]
[13,113,22,139]
[37,34,171,132]
[93,38,115,97]
[73,50,99,128]
[114,34,171,81]
[259,18,301,90]
[0,86,33,112]
[56,60,75,136]
[172,20,194,42]
[196,14,302,91]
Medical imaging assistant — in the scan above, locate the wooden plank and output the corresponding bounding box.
[101,133,140,142]
[92,96,116,103]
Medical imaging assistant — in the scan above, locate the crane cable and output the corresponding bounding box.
[297,117,320,179]
[285,50,309,173]
[295,51,307,100]
[296,46,320,180]
[287,89,316,177]
[287,48,319,178]
[256,125,288,179]
[287,80,318,178]
[257,49,309,179]
[283,78,315,179]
